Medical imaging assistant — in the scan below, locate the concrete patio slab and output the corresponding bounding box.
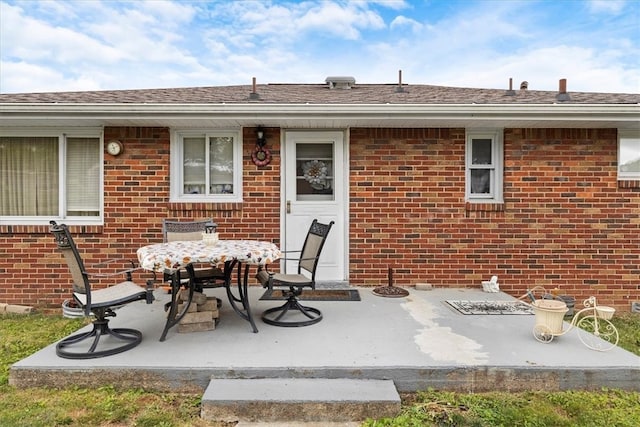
[10,287,640,393]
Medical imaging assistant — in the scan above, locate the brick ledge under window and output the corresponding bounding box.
[0,224,104,235]
[167,202,243,219]
[465,202,505,212]
[618,180,640,189]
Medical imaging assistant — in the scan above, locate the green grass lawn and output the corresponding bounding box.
[1,312,638,426]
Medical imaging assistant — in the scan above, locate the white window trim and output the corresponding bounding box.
[0,127,104,226]
[465,129,504,203]
[618,129,640,181]
[170,129,243,203]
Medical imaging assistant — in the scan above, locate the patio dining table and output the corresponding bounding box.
[137,239,281,340]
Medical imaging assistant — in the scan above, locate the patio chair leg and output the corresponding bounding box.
[261,295,323,327]
[56,318,142,359]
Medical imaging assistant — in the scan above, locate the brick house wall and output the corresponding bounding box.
[349,127,639,309]
[1,126,638,311]
[0,126,282,310]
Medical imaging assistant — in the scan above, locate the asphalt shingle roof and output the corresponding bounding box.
[1,82,638,105]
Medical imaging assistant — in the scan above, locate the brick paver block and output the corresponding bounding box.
[178,321,215,333]
[5,304,34,314]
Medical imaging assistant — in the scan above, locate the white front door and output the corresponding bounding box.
[282,131,346,282]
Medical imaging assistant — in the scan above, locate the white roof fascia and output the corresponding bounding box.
[1,103,638,128]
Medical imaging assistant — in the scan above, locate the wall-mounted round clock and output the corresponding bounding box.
[106,140,123,156]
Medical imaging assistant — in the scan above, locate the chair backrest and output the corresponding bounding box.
[298,219,334,279]
[162,219,217,242]
[49,221,92,308]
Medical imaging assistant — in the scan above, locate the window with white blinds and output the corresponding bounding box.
[0,130,102,225]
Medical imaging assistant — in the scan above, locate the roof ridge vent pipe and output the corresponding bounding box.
[520,81,528,90]
[325,76,356,90]
[556,78,571,101]
[505,77,516,96]
[395,69,405,93]
[249,77,260,100]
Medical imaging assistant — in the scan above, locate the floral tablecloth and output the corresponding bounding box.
[137,240,281,273]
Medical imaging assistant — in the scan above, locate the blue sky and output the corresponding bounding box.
[1,0,638,94]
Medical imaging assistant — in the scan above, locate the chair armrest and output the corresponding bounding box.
[86,258,137,269]
[89,266,143,278]
[255,268,272,283]
[85,258,143,281]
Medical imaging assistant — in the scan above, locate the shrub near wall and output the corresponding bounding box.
[348,128,639,310]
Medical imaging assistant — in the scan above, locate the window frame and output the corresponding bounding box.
[170,129,243,203]
[465,129,504,203]
[618,130,640,181]
[0,127,104,226]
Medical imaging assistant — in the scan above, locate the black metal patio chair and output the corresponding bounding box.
[49,221,154,359]
[256,219,334,327]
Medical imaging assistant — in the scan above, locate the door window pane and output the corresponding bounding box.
[296,143,334,201]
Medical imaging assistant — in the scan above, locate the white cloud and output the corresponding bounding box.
[588,0,626,14]
[0,0,638,93]
[295,2,386,39]
[429,44,639,93]
[369,0,409,11]
[390,15,423,33]
[1,2,122,63]
[0,60,102,93]
[349,1,639,92]
[205,1,387,43]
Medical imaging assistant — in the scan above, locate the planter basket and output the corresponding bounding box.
[61,299,85,319]
[532,299,568,335]
[595,306,615,320]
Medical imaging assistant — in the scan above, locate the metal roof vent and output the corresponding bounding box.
[325,76,356,90]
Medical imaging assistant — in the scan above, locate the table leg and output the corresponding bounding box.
[159,264,195,341]
[224,261,259,333]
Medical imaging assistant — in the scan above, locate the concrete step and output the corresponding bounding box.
[201,378,401,423]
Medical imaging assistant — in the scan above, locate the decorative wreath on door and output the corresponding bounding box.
[252,144,272,167]
[302,160,328,189]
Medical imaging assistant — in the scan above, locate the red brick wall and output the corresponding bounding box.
[349,128,639,310]
[1,126,638,311]
[0,126,281,310]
